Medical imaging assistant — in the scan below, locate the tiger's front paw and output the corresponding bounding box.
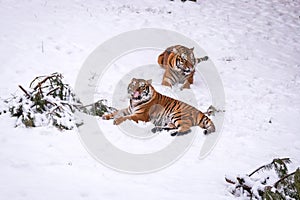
[162,80,172,88]
[180,83,191,90]
[102,113,114,120]
[113,117,125,125]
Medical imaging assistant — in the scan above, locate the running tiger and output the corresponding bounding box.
[158,45,208,90]
[102,78,215,136]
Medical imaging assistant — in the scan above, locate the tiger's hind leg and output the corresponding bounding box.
[151,126,163,133]
[170,129,191,137]
[162,75,172,88]
[151,113,194,136]
[170,121,192,136]
[151,123,177,133]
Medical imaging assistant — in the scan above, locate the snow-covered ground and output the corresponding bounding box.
[0,0,300,199]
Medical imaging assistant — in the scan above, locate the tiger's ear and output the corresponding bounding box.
[190,47,194,51]
[132,78,137,81]
[146,79,152,84]
[172,48,178,54]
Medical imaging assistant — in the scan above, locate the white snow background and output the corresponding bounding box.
[0,0,300,199]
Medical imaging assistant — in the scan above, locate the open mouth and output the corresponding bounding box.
[177,65,192,73]
[180,67,192,74]
[131,91,142,100]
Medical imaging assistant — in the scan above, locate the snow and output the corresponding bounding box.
[0,0,300,199]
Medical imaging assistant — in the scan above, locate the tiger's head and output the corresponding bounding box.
[172,47,196,74]
[127,78,153,102]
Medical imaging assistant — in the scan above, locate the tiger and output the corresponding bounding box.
[157,45,209,90]
[102,78,215,136]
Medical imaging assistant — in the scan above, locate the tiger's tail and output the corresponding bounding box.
[197,112,215,134]
[196,56,209,64]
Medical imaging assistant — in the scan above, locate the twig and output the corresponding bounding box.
[46,87,60,96]
[31,73,62,90]
[33,76,51,90]
[18,85,30,98]
[225,177,236,184]
[29,75,46,88]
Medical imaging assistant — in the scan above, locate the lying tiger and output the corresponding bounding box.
[158,45,208,90]
[102,78,215,136]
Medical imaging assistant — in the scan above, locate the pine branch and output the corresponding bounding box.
[274,171,296,188]
[249,163,273,177]
[248,158,291,177]
[249,164,272,177]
